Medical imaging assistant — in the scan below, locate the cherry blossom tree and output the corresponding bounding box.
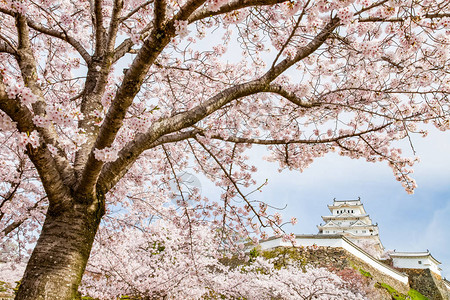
[0,0,450,298]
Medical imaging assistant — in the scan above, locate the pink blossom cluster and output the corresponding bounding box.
[18,131,40,149]
[174,20,189,38]
[207,0,229,12]
[20,88,37,106]
[128,116,151,133]
[93,147,119,162]
[32,105,82,128]
[130,29,140,44]
[4,82,37,106]
[9,1,28,14]
[357,0,372,7]
[291,216,298,225]
[0,112,15,131]
[337,7,354,25]
[223,9,249,25]
[280,1,302,18]
[5,83,23,99]
[32,115,51,128]
[372,6,397,19]
[358,41,382,58]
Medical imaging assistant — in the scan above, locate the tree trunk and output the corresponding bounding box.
[15,201,102,300]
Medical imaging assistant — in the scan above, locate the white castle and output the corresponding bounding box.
[315,198,445,276]
[317,197,384,255]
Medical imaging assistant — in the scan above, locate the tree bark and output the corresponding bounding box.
[15,200,103,300]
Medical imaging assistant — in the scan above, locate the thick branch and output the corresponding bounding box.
[96,80,267,193]
[154,0,167,29]
[73,2,123,181]
[93,0,106,56]
[14,14,75,186]
[0,91,71,208]
[106,0,124,55]
[0,38,17,55]
[1,15,74,191]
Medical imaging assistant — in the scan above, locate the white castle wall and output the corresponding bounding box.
[392,257,441,276]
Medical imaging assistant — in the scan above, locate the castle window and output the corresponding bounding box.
[418,261,422,264]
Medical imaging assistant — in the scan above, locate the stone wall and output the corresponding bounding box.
[292,246,410,294]
[261,246,410,299]
[399,268,450,300]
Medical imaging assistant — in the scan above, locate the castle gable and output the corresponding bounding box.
[322,220,340,227]
[351,220,369,227]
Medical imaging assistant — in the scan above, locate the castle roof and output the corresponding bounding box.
[328,202,366,214]
[390,251,441,265]
[318,220,375,229]
[443,278,450,290]
[333,197,361,203]
[322,213,369,219]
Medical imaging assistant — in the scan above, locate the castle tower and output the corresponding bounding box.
[317,198,384,255]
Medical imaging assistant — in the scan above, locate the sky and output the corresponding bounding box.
[198,127,450,278]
